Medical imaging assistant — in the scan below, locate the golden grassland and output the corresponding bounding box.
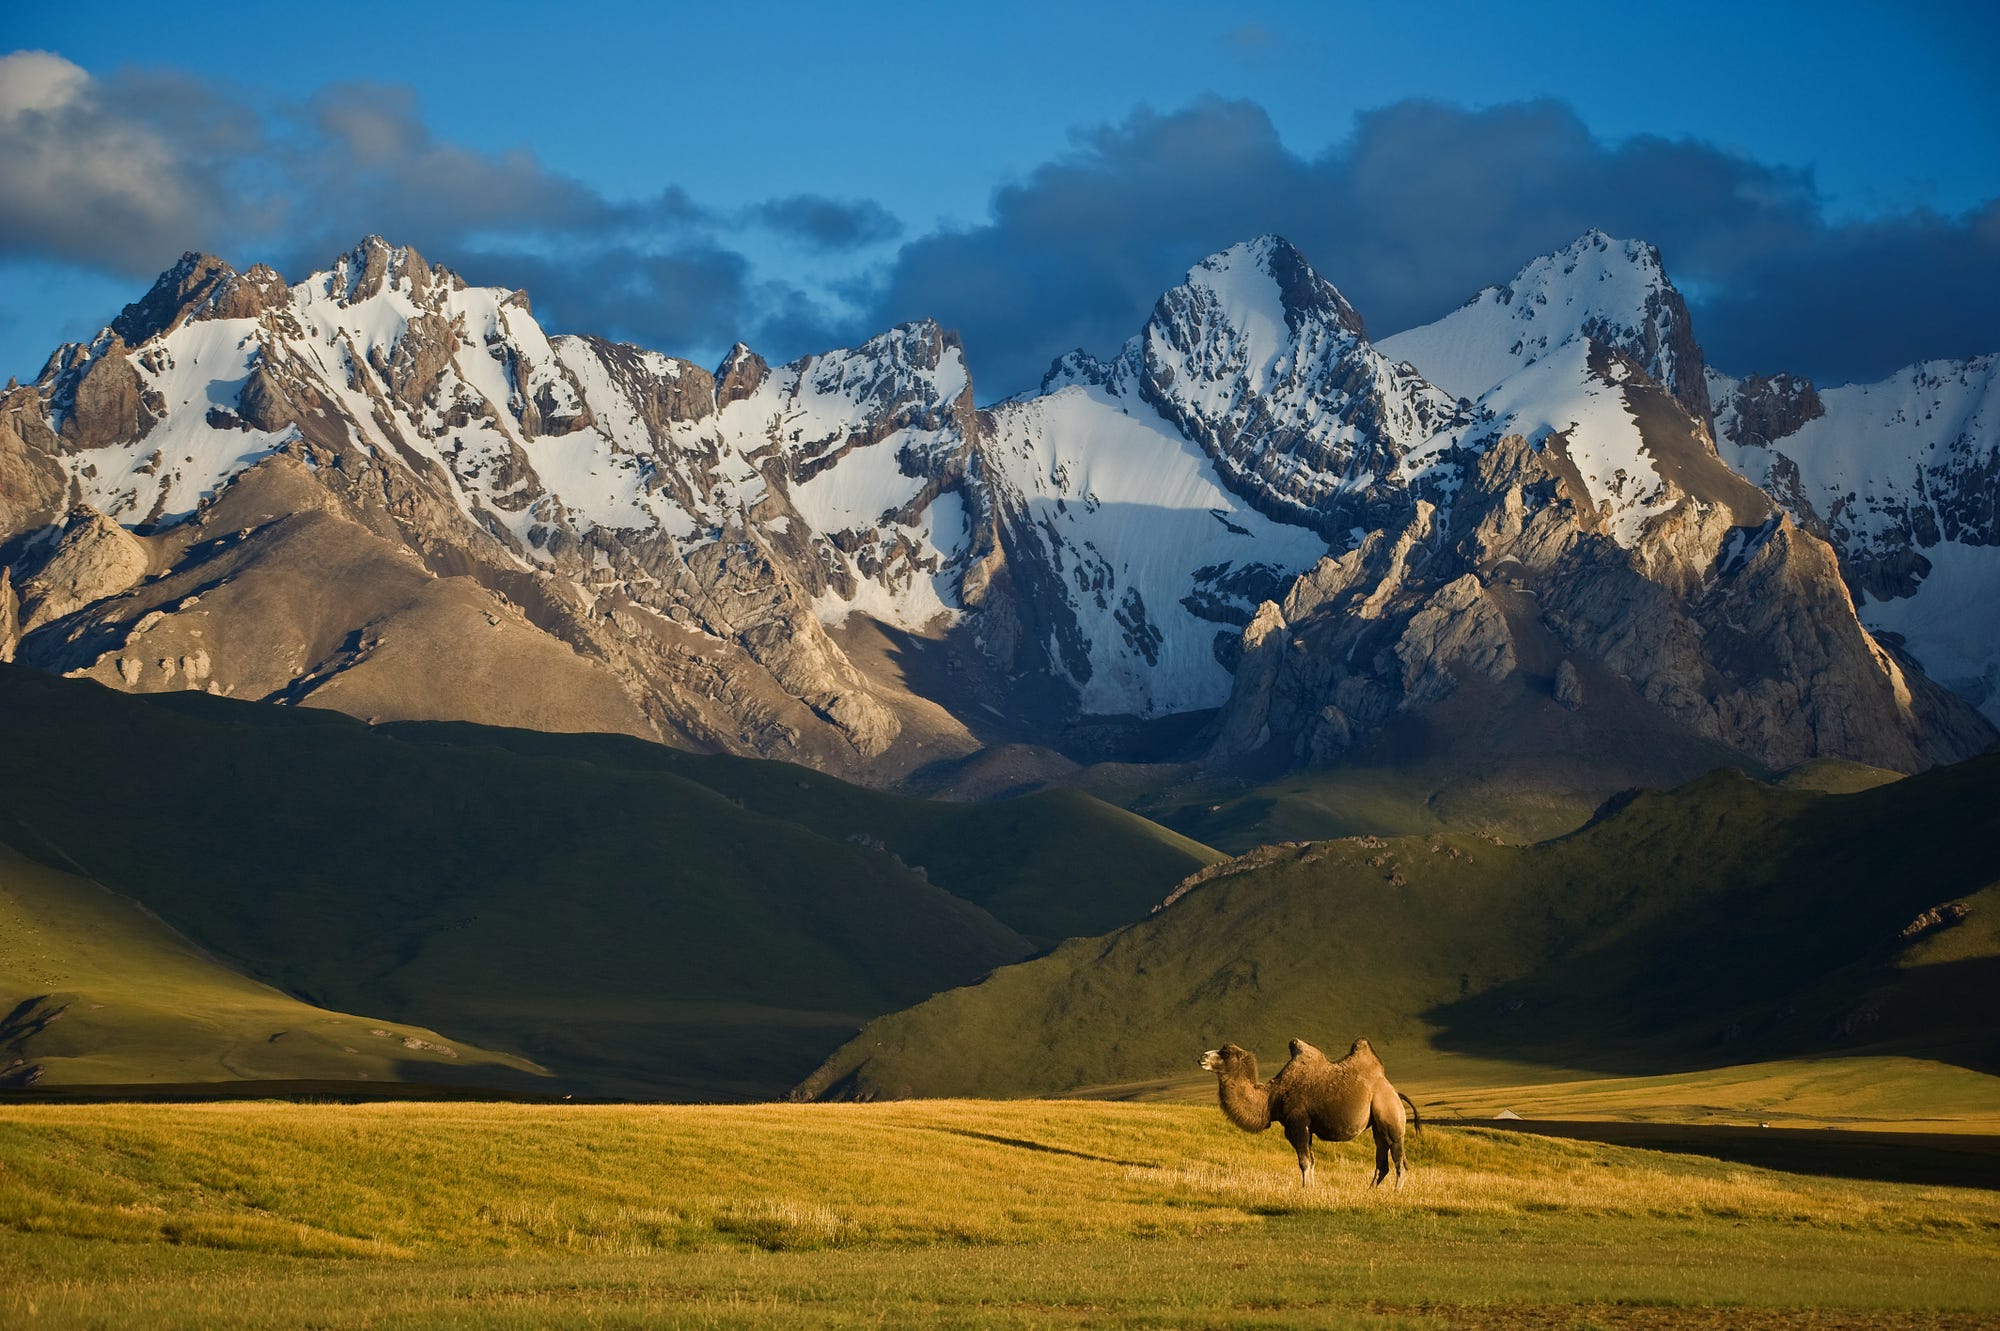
[1111,1052,2000,1132]
[2,1098,1997,1329]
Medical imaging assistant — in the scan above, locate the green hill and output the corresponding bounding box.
[0,666,1218,1098]
[0,842,546,1091]
[799,755,2000,1100]
[380,719,1223,946]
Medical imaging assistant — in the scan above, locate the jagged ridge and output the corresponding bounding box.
[0,230,1990,788]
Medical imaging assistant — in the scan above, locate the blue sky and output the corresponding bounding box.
[3,0,1996,394]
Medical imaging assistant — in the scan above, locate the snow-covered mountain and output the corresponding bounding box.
[979,236,1459,715]
[1379,230,1711,421]
[1,231,1989,787]
[1714,356,2000,721]
[1226,230,1989,777]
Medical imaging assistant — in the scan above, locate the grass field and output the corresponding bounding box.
[1092,1052,2000,1132]
[2,1098,1997,1329]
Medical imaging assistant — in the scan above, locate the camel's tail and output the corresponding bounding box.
[1399,1090,1423,1136]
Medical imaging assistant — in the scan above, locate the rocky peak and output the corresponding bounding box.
[108,252,247,346]
[715,342,769,407]
[1380,229,1711,423]
[1137,238,1466,534]
[838,319,963,383]
[1213,407,1993,777]
[1147,237,1364,366]
[1037,347,1117,394]
[1713,372,1826,450]
[322,235,439,305]
[1248,234,1366,339]
[16,503,147,630]
[787,320,975,439]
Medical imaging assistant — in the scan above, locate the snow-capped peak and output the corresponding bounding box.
[1138,237,1466,531]
[1179,235,1366,342]
[1379,229,1709,421]
[316,235,461,306]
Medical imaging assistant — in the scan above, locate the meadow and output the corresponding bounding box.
[3,1097,1996,1329]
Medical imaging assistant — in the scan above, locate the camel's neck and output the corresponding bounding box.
[1216,1072,1273,1132]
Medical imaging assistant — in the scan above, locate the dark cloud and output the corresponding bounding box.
[867,99,1315,395]
[750,194,902,251]
[1694,200,2000,383]
[4,51,1993,395]
[457,245,758,359]
[0,51,224,273]
[863,96,2000,393]
[0,52,795,360]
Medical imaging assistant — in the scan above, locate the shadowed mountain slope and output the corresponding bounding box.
[0,841,547,1092]
[798,754,2000,1100]
[0,665,1216,1098]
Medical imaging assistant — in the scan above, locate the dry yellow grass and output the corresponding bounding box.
[1,1099,1996,1328]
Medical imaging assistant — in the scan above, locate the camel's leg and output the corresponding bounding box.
[1284,1119,1314,1186]
[1369,1108,1412,1188]
[1372,1085,1409,1188]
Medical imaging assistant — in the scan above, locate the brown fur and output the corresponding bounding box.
[1200,1036,1411,1187]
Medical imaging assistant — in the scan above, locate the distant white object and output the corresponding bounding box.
[1495,1109,1523,1120]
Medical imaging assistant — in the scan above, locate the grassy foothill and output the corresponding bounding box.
[1,1098,1996,1329]
[0,665,1220,1098]
[804,757,2000,1101]
[0,843,545,1092]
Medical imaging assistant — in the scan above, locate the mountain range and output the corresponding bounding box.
[2,229,1994,804]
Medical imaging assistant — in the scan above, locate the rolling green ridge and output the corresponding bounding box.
[0,842,545,1090]
[0,666,1217,1098]
[378,719,1223,946]
[800,755,2000,1100]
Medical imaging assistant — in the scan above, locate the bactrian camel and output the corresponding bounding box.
[1200,1037,1417,1186]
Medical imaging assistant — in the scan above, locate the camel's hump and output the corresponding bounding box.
[1288,1037,1327,1060]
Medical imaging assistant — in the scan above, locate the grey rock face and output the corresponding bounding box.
[1212,361,1993,774]
[58,351,159,452]
[0,566,18,663]
[1380,230,1712,423]
[1554,659,1584,710]
[0,386,69,543]
[17,506,148,631]
[1714,355,2000,722]
[1715,373,1824,451]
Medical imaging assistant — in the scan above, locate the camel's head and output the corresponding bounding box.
[1200,1043,1253,1076]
